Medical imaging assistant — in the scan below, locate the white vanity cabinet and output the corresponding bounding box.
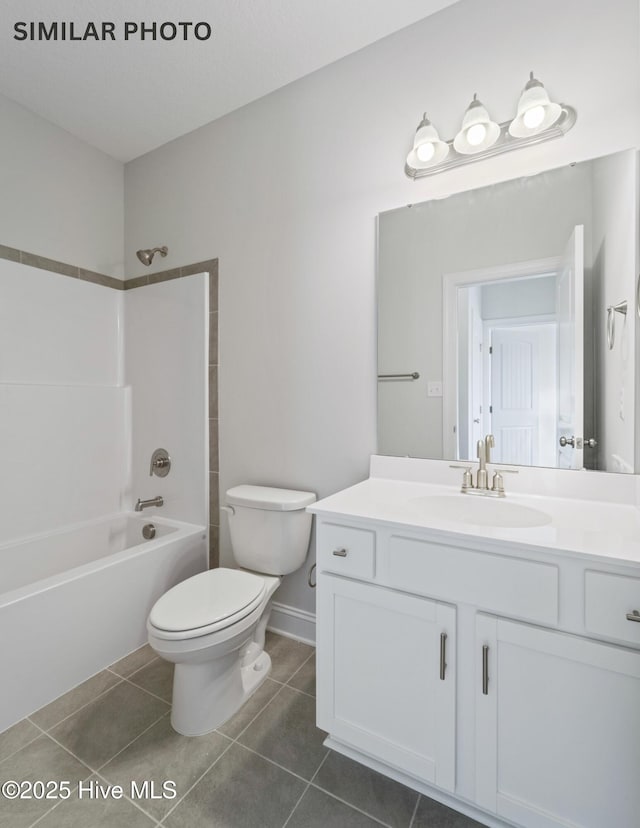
[317,572,456,789]
[313,507,640,828]
[475,614,640,828]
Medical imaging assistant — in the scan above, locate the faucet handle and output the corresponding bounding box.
[491,467,518,495]
[449,464,474,491]
[150,448,171,477]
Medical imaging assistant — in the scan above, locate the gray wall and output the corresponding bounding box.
[482,276,556,320]
[124,0,640,622]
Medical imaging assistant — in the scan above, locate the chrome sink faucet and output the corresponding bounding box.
[450,434,517,497]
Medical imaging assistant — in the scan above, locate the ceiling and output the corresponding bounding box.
[0,0,459,162]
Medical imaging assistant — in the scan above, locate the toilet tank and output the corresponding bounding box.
[225,485,316,575]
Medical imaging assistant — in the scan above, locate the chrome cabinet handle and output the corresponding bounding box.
[482,644,489,695]
[332,548,348,557]
[440,632,447,680]
[626,610,640,622]
[308,563,316,588]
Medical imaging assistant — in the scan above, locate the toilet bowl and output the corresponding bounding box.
[147,485,315,736]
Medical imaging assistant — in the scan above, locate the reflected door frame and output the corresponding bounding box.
[442,257,561,460]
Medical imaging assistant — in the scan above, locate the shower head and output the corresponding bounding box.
[136,246,168,266]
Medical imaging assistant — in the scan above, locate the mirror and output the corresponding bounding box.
[377,149,638,473]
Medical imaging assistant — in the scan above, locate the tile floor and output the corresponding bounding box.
[0,633,484,828]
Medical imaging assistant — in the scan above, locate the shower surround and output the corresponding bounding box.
[0,252,214,730]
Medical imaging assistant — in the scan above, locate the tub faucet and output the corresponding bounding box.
[135,496,164,512]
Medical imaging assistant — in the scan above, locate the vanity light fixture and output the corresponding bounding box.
[406,113,449,170]
[453,94,500,155]
[405,72,576,179]
[509,73,562,137]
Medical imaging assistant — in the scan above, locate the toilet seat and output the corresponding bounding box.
[148,568,267,641]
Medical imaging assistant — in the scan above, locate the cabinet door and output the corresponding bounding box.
[317,574,456,790]
[476,615,640,828]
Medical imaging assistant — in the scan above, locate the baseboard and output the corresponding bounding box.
[267,601,316,645]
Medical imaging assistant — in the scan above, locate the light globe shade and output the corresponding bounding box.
[509,73,562,137]
[406,114,449,170]
[453,94,500,155]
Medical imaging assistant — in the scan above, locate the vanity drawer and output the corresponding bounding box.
[585,571,640,647]
[385,535,558,624]
[317,523,376,580]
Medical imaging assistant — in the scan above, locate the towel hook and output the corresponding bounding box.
[606,301,628,350]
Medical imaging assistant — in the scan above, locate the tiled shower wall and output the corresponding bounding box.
[0,244,219,566]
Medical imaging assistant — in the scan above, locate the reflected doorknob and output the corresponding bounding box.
[559,436,597,449]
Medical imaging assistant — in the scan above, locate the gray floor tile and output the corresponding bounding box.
[164,742,306,828]
[413,795,486,827]
[0,735,91,828]
[50,681,169,769]
[287,785,382,828]
[287,653,316,696]
[101,715,231,820]
[31,670,122,731]
[314,750,418,827]
[109,645,157,678]
[0,718,40,763]
[127,657,174,702]
[36,774,156,827]
[238,685,327,780]
[217,678,282,740]
[265,631,314,683]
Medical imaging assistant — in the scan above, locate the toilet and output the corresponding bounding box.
[147,485,316,736]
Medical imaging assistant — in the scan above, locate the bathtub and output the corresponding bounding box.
[1,513,207,733]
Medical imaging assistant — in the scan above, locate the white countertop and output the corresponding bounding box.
[309,458,640,567]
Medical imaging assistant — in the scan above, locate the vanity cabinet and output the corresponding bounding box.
[476,614,640,828]
[314,515,640,828]
[317,573,456,789]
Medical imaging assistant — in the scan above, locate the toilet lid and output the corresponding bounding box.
[149,568,266,633]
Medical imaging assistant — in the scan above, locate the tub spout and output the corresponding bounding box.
[135,496,164,512]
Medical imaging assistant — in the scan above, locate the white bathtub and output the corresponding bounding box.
[0,513,207,733]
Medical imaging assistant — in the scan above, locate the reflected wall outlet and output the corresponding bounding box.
[427,381,443,398]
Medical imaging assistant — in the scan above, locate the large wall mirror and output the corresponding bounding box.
[378,149,639,473]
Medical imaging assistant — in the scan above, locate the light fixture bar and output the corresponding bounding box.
[405,105,576,180]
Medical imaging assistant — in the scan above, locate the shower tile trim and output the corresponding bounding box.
[0,243,218,294]
[0,243,220,569]
[0,243,124,289]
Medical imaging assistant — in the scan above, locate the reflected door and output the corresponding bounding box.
[489,324,557,466]
[556,226,584,469]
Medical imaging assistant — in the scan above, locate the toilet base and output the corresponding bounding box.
[170,642,272,737]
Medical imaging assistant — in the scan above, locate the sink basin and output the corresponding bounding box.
[408,494,552,529]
